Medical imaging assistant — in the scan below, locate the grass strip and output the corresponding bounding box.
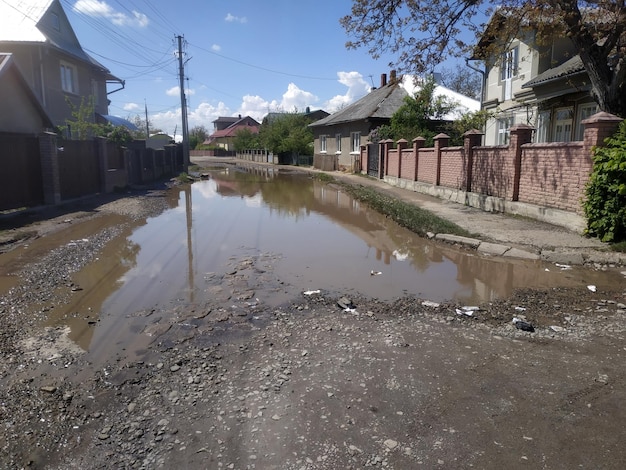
[314,174,471,238]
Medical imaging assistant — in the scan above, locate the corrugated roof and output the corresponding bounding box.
[0,0,53,42]
[309,81,407,127]
[522,55,585,88]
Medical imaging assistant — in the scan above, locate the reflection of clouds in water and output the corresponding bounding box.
[120,261,165,282]
[194,180,218,199]
[244,193,262,208]
[393,250,409,261]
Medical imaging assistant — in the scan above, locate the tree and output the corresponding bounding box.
[128,114,162,139]
[377,77,458,146]
[438,64,482,101]
[233,128,261,151]
[189,125,209,150]
[341,1,626,117]
[259,113,313,163]
[62,96,104,139]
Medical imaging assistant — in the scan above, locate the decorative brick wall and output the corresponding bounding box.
[370,112,623,216]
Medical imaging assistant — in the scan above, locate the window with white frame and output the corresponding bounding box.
[497,116,514,145]
[320,135,327,153]
[60,62,76,94]
[335,133,342,153]
[501,46,518,101]
[576,103,598,140]
[350,132,360,153]
[535,110,550,143]
[553,107,573,142]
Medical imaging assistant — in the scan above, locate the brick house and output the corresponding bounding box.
[204,116,260,151]
[0,0,124,133]
[473,10,600,146]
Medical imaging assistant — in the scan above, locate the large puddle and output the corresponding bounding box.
[4,165,624,357]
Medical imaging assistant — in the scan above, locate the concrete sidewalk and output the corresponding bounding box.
[332,172,626,266]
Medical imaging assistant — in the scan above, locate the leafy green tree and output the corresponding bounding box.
[445,109,493,145]
[259,113,313,163]
[233,128,261,151]
[341,0,626,117]
[378,77,458,146]
[62,96,105,139]
[127,114,162,139]
[584,120,626,242]
[189,125,209,150]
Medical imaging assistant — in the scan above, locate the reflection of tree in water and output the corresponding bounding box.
[258,174,316,218]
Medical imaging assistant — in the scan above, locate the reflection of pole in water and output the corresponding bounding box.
[184,186,194,303]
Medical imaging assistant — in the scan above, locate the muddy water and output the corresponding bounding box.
[7,166,625,357]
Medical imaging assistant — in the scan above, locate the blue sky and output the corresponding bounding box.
[64,0,450,136]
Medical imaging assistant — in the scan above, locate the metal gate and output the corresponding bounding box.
[367,143,380,177]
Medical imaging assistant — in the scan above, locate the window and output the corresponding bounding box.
[535,110,550,143]
[553,107,573,142]
[320,135,327,153]
[50,12,60,31]
[576,103,598,140]
[350,132,360,153]
[501,46,518,101]
[497,116,514,145]
[60,62,76,94]
[335,133,342,153]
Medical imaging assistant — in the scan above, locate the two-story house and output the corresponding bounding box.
[473,10,599,145]
[204,115,261,150]
[0,0,124,134]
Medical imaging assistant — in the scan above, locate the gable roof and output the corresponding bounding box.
[0,0,117,79]
[0,53,53,129]
[309,80,407,127]
[205,116,260,143]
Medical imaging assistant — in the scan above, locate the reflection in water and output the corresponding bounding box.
[38,165,623,354]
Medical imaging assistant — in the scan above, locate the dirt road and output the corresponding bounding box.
[1,175,626,469]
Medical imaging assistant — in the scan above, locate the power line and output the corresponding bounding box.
[186,41,339,81]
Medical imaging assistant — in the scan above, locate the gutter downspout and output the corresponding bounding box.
[107,79,125,95]
[465,59,485,110]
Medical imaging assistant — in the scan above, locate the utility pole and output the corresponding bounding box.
[176,35,190,171]
[144,100,149,139]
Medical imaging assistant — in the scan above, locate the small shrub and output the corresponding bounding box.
[584,120,626,242]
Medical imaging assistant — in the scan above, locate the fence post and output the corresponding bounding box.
[39,132,61,205]
[95,137,108,193]
[463,129,483,192]
[433,133,449,186]
[412,136,425,182]
[509,124,534,201]
[582,111,622,154]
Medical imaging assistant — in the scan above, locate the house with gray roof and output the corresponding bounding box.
[0,0,124,134]
[473,10,599,145]
[309,71,479,171]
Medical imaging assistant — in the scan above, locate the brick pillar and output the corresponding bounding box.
[582,111,622,155]
[463,129,483,192]
[509,124,534,201]
[39,132,61,205]
[396,139,408,179]
[412,136,425,182]
[433,133,449,186]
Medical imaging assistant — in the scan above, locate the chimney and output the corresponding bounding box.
[390,70,397,84]
[380,73,387,87]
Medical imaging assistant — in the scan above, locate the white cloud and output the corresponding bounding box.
[280,83,318,112]
[123,102,140,111]
[325,71,371,112]
[165,86,195,97]
[73,0,148,27]
[236,95,276,122]
[225,13,247,23]
[211,44,221,52]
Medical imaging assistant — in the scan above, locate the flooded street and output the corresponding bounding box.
[2,164,626,469]
[5,165,621,358]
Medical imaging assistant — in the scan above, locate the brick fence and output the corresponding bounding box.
[360,112,623,229]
